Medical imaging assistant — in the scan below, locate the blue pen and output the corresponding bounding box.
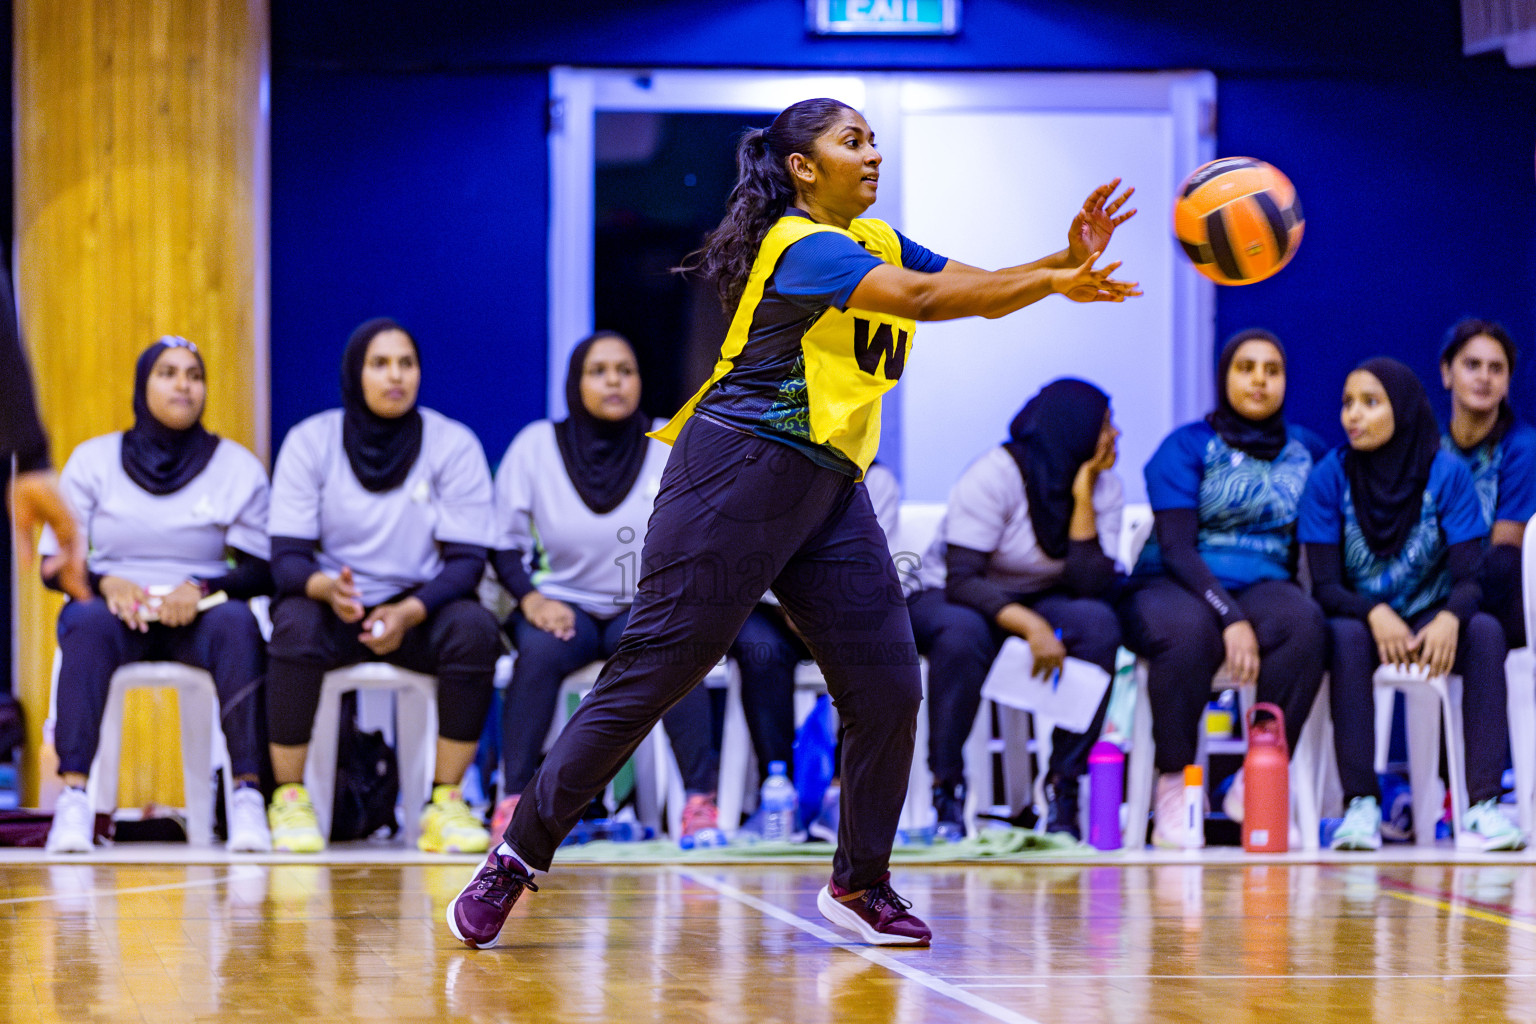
[1051,629,1063,690]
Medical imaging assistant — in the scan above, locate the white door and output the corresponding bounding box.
[549,68,1215,501]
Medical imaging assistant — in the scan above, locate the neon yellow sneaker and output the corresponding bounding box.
[268,783,325,854]
[419,784,490,854]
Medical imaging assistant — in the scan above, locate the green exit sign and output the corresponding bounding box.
[809,0,959,35]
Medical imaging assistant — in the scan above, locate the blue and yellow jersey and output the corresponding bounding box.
[652,211,946,478]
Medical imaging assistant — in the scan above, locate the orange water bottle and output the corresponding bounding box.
[1241,702,1289,853]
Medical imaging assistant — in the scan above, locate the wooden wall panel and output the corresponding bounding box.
[14,1,268,808]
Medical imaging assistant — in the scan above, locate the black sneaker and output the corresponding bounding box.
[817,872,932,946]
[1044,777,1082,841]
[446,849,539,949]
[932,782,966,840]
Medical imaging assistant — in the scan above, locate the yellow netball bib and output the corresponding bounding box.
[652,215,916,477]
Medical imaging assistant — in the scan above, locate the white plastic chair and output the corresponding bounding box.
[48,652,237,847]
[1507,512,1536,831]
[1370,664,1468,846]
[303,663,438,846]
[716,658,835,832]
[956,668,1036,830]
[718,500,956,833]
[1123,666,1326,850]
[1366,511,1536,845]
[546,659,687,838]
[1118,505,1324,850]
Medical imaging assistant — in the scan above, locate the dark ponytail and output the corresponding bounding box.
[676,98,855,312]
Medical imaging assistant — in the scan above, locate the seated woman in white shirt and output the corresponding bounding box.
[42,337,274,854]
[265,318,501,854]
[488,332,719,840]
[907,379,1123,841]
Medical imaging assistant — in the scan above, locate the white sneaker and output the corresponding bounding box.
[1457,799,1527,852]
[46,786,95,854]
[1330,796,1382,851]
[226,786,273,853]
[1222,768,1245,823]
[1151,773,1187,848]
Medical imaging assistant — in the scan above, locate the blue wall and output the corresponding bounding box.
[270,67,548,464]
[271,0,1536,459]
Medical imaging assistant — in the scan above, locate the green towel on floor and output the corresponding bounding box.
[550,827,1090,863]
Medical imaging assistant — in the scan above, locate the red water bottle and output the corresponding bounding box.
[1241,702,1289,853]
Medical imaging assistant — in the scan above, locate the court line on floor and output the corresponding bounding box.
[0,864,267,906]
[940,972,1536,980]
[676,869,1046,1024]
[1377,875,1536,925]
[1383,888,1536,935]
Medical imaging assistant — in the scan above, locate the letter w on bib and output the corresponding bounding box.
[853,319,908,380]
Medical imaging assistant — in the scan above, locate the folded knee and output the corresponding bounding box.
[435,602,503,665]
[57,598,125,644]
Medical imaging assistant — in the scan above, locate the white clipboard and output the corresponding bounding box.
[979,636,1112,734]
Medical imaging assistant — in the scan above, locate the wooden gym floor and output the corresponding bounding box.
[3,848,1536,1023]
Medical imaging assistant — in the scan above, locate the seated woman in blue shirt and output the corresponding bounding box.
[1120,330,1328,847]
[1438,318,1536,648]
[1300,357,1524,852]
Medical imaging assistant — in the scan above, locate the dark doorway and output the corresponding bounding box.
[593,111,774,419]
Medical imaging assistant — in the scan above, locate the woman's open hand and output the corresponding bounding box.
[1055,251,1142,303]
[12,470,91,602]
[1068,179,1137,265]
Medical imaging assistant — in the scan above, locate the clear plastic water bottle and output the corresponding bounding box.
[759,760,798,842]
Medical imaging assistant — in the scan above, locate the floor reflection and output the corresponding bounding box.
[6,859,1536,1022]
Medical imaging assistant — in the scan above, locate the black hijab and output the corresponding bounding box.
[120,337,221,496]
[341,317,423,493]
[555,332,650,515]
[1344,357,1441,559]
[1003,378,1110,560]
[1206,328,1289,462]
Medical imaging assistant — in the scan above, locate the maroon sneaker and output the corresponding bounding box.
[816,872,932,946]
[446,849,539,949]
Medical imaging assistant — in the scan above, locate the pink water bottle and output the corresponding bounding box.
[1242,702,1290,853]
[1087,740,1124,850]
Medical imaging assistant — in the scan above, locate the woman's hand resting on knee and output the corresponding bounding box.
[1221,620,1260,686]
[361,597,426,656]
[1367,604,1418,668]
[1413,610,1459,678]
[307,566,365,624]
[100,575,152,632]
[521,591,576,642]
[997,603,1065,679]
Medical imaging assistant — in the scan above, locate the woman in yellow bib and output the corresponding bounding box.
[449,97,1139,950]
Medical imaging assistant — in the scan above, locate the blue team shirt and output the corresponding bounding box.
[1298,449,1487,619]
[1134,421,1326,589]
[1440,420,1536,530]
[693,215,946,474]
